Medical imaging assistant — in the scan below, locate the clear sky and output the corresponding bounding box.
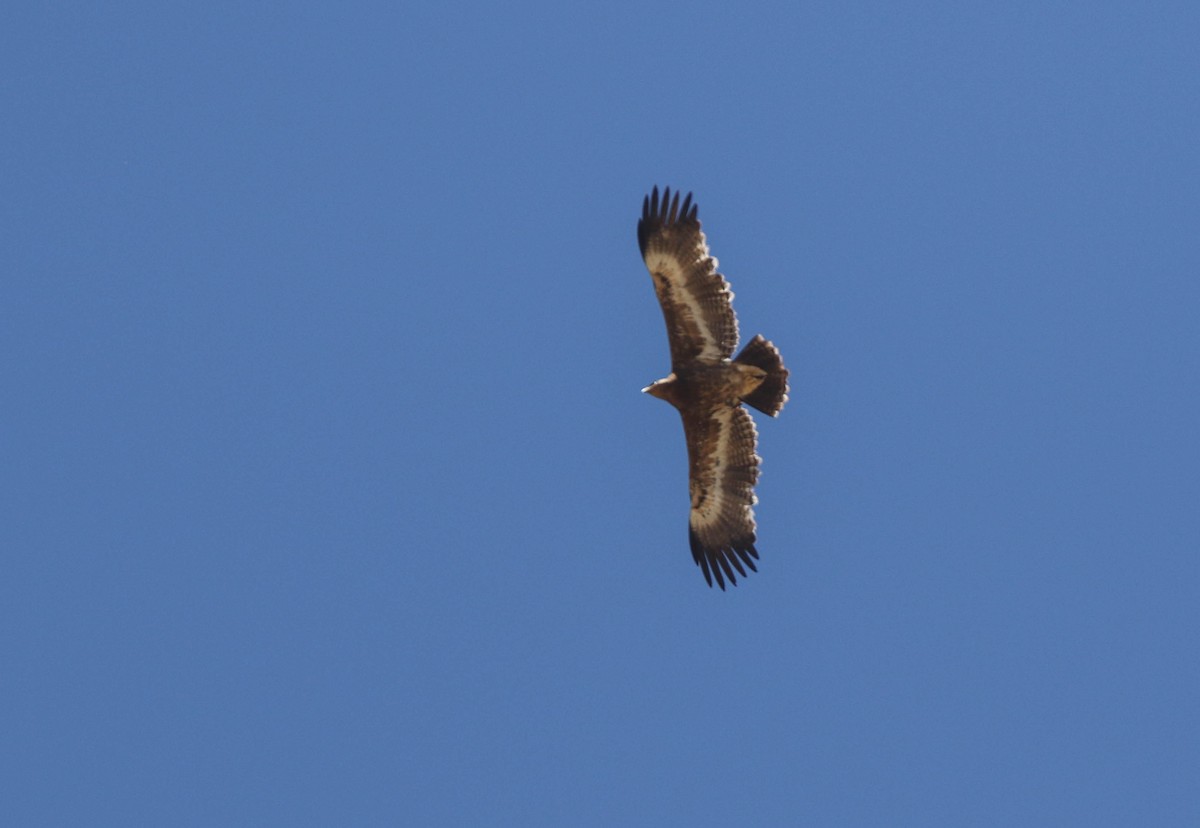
[5,2,1198,825]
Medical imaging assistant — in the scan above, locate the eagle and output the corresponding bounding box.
[638,186,789,590]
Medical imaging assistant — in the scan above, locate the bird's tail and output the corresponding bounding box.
[734,335,789,417]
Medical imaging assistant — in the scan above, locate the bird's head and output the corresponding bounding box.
[642,374,678,404]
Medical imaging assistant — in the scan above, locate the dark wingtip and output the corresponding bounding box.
[638,185,700,258]
[696,544,715,588]
[735,544,760,572]
[690,526,758,590]
[641,187,697,224]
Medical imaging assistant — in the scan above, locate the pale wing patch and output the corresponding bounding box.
[644,248,731,363]
[689,406,759,533]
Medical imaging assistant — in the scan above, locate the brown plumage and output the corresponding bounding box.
[638,186,789,589]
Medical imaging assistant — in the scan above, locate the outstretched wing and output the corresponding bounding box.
[638,186,739,367]
[681,403,761,589]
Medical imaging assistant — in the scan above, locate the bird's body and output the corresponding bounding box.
[637,186,789,589]
[643,360,765,411]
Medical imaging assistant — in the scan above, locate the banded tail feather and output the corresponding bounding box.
[734,335,789,417]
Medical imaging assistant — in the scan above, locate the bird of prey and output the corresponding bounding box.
[638,186,789,589]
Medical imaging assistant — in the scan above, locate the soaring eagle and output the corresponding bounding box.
[638,186,789,590]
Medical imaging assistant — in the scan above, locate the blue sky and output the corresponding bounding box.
[4,2,1198,824]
